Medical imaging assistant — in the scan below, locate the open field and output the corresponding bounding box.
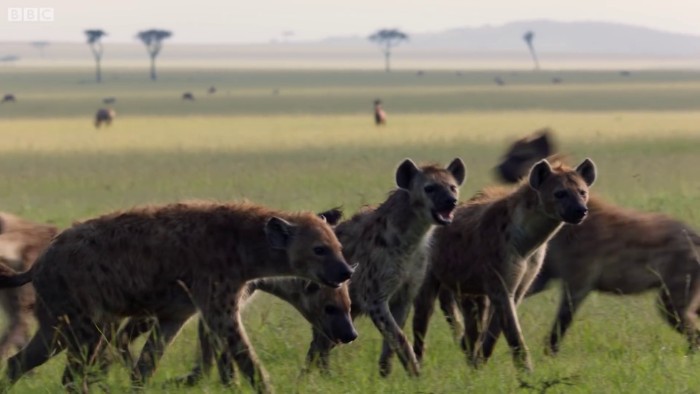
[0,68,699,392]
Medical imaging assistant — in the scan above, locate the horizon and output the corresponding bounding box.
[1,19,699,46]
[1,0,699,44]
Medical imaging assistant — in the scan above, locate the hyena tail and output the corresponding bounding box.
[0,265,33,288]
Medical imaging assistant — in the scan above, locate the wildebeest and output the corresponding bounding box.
[207,86,216,94]
[182,92,195,101]
[94,108,116,129]
[1,94,16,103]
[102,97,116,105]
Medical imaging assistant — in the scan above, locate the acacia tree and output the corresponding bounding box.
[30,41,50,58]
[368,29,409,72]
[85,30,107,83]
[523,31,540,70]
[137,29,172,81]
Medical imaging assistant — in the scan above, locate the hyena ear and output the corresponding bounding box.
[395,159,420,190]
[317,208,343,226]
[446,158,466,186]
[265,217,296,250]
[528,159,553,190]
[575,158,597,187]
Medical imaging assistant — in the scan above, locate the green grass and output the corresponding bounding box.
[0,68,699,393]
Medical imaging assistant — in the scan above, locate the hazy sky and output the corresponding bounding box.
[2,0,699,43]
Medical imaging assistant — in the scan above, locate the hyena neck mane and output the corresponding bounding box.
[504,184,563,257]
[371,189,434,248]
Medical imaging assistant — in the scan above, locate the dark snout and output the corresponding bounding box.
[431,193,458,225]
[321,259,354,288]
[563,205,589,224]
[330,315,358,344]
[339,326,358,343]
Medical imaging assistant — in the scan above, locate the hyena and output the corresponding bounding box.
[0,213,57,358]
[412,158,597,371]
[94,108,115,129]
[489,132,700,354]
[114,279,356,386]
[113,209,357,386]
[0,201,353,393]
[306,158,466,377]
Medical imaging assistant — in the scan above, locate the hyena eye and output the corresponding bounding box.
[424,185,436,193]
[313,246,328,256]
[304,282,320,294]
[554,190,567,199]
[449,185,458,193]
[578,189,587,197]
[324,305,340,315]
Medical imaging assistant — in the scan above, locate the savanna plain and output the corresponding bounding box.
[0,67,699,393]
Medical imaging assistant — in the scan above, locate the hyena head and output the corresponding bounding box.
[265,214,353,288]
[528,158,597,224]
[395,158,466,225]
[297,281,357,344]
[496,130,553,183]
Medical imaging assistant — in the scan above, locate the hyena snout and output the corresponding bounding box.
[562,203,588,224]
[328,312,358,343]
[430,191,458,225]
[320,258,354,288]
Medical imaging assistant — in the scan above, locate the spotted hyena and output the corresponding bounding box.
[113,209,357,386]
[0,213,57,358]
[306,158,466,377]
[412,158,597,371]
[488,132,700,354]
[0,201,353,393]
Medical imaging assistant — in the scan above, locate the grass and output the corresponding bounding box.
[0,68,699,393]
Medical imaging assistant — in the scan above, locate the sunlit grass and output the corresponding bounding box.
[0,69,699,393]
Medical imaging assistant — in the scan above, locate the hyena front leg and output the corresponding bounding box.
[201,297,271,394]
[438,288,463,342]
[169,319,217,386]
[131,315,190,386]
[489,294,532,372]
[304,328,335,374]
[378,298,412,377]
[368,299,420,377]
[459,295,490,359]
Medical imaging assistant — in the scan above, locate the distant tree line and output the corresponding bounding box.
[82,28,172,83]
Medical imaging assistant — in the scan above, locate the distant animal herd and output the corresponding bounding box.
[0,128,696,393]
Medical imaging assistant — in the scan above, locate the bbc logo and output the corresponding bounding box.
[7,7,54,22]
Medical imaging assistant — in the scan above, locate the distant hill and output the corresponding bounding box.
[324,20,700,56]
[1,20,699,69]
